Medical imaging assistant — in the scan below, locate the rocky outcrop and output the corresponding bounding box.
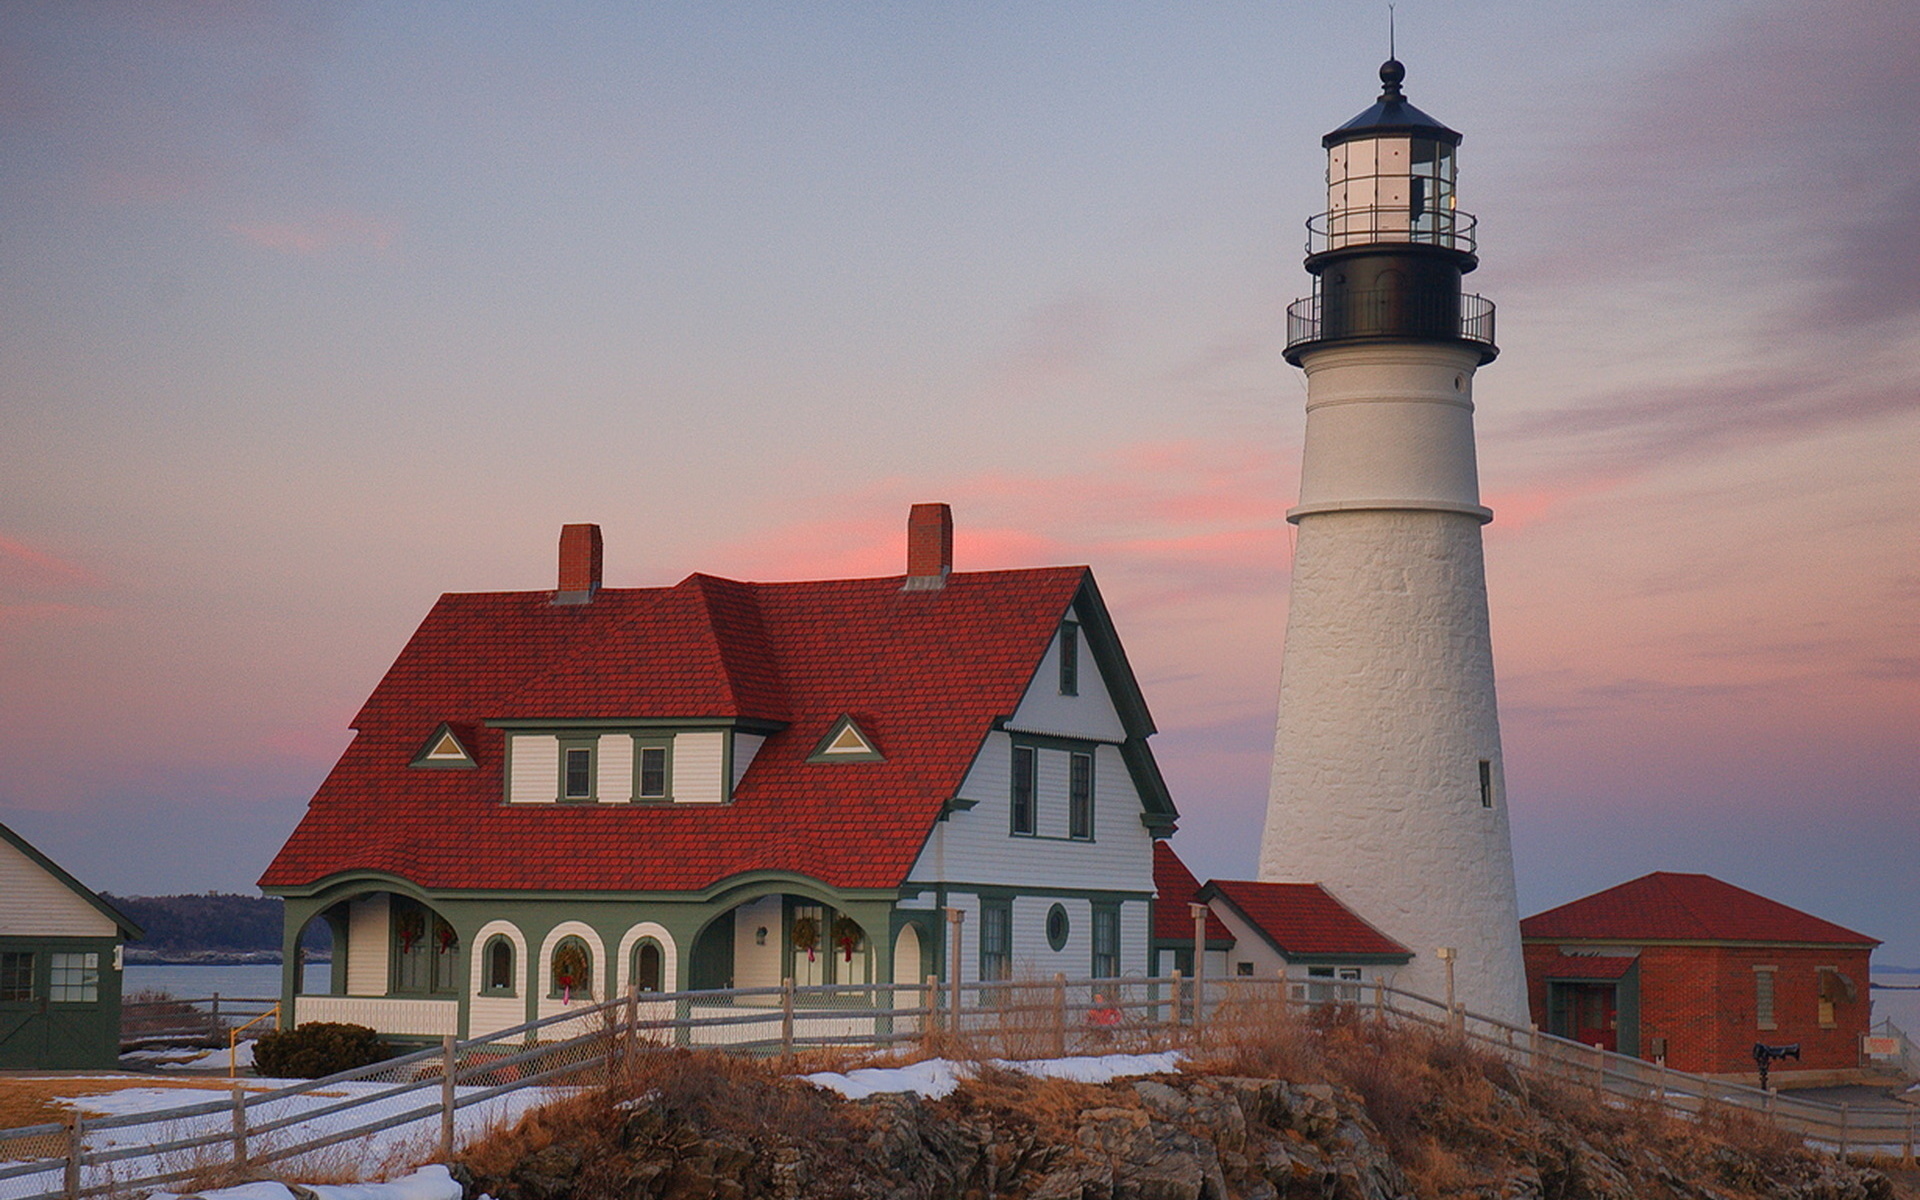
[455,1064,1903,1200]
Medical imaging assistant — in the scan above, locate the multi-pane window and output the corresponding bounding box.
[393,900,459,995]
[0,952,33,1001]
[1091,905,1120,979]
[1754,967,1777,1029]
[1010,746,1036,835]
[1068,752,1093,840]
[1306,965,1363,1003]
[562,745,594,800]
[1058,622,1079,695]
[980,901,1012,983]
[636,744,668,799]
[49,952,98,1003]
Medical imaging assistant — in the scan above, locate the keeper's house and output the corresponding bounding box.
[260,505,1178,1041]
[1522,872,1878,1081]
[1,821,142,1069]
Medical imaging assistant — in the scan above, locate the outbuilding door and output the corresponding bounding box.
[1549,981,1618,1051]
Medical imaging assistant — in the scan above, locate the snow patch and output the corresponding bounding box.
[802,1052,1182,1100]
[150,1166,459,1200]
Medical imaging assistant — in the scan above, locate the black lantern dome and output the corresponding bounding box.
[1284,60,1496,366]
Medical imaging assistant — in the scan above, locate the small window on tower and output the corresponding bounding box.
[1478,760,1493,808]
[1058,622,1080,696]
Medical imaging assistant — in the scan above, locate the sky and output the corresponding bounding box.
[2,3,1914,966]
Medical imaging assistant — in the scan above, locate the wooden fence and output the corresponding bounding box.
[2,975,1912,1200]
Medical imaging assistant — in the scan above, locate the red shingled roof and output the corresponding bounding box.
[1152,842,1231,942]
[261,567,1119,894]
[1203,879,1411,960]
[1538,953,1638,981]
[1521,873,1878,947]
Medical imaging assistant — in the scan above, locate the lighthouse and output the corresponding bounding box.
[1258,59,1528,1024]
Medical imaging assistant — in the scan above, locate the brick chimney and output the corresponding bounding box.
[903,503,952,591]
[554,523,603,605]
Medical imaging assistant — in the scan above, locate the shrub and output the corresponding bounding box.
[253,1021,394,1079]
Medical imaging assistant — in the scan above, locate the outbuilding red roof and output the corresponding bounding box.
[1202,879,1411,960]
[1152,842,1231,942]
[1521,872,1878,947]
[261,565,1163,895]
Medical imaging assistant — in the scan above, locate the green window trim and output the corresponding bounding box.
[1068,752,1094,840]
[1010,745,1036,836]
[559,738,597,803]
[551,936,594,1000]
[1091,903,1119,980]
[0,951,36,1002]
[980,899,1012,983]
[481,935,516,996]
[631,736,673,801]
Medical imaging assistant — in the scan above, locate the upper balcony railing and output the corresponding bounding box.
[1306,205,1478,257]
[1286,288,1496,355]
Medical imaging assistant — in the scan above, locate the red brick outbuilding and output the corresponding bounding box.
[1522,872,1878,1080]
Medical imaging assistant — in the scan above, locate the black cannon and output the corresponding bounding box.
[1752,1042,1800,1090]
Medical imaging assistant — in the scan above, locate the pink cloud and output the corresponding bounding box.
[230,209,400,256]
[0,534,104,589]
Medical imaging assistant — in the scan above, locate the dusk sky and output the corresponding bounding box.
[3,3,1915,966]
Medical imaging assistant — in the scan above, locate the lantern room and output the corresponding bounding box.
[1316,59,1469,256]
[1286,59,1496,366]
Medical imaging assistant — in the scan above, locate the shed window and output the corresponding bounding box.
[0,952,33,1002]
[48,952,98,1003]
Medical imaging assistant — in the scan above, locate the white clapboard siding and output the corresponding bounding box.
[1012,895,1091,976]
[508,735,559,804]
[1004,618,1127,744]
[731,733,766,794]
[0,837,115,937]
[906,739,1154,894]
[731,895,786,993]
[346,894,389,995]
[673,731,726,803]
[598,736,633,804]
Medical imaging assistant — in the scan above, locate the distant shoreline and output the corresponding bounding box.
[124,951,333,967]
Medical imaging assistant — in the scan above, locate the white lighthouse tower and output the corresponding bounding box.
[1258,59,1527,1024]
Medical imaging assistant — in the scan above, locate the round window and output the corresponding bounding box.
[1045,903,1070,952]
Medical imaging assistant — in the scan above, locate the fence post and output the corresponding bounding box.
[1169,970,1183,1027]
[63,1112,82,1200]
[1839,1102,1850,1159]
[946,909,965,1037]
[923,974,938,1049]
[1051,973,1067,1057]
[781,978,796,1060]
[1903,1102,1913,1166]
[626,982,640,1061]
[1590,1043,1605,1093]
[230,1081,249,1170]
[439,1035,456,1162]
[211,992,222,1025]
[1373,976,1385,1024]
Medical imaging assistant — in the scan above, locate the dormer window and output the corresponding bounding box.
[560,740,595,802]
[1058,622,1079,696]
[633,738,671,800]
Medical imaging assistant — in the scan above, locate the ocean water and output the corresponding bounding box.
[125,962,327,1000]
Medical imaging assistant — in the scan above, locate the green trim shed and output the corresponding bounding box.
[0,821,142,1069]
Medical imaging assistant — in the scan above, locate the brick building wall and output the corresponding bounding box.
[1525,941,1873,1077]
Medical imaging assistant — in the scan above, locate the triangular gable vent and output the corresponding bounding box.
[807,715,883,763]
[410,724,476,769]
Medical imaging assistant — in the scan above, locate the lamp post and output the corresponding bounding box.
[1190,902,1209,1024]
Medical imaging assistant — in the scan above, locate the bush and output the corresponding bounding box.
[253,1021,394,1079]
